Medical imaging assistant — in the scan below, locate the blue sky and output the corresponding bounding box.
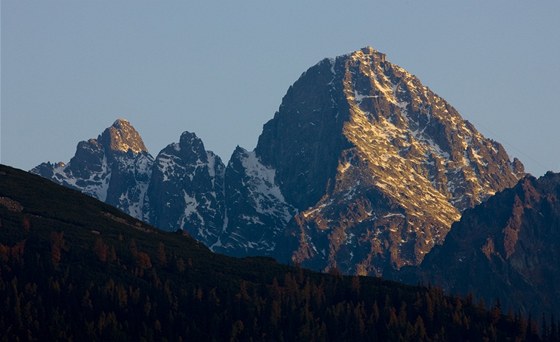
[2,1,559,176]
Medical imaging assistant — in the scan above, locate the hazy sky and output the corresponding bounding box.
[2,1,559,177]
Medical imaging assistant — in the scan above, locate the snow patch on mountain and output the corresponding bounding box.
[112,152,154,220]
[50,154,111,201]
[240,151,292,222]
[145,131,225,245]
[212,147,296,256]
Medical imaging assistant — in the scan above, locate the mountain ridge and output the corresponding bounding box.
[31,46,525,276]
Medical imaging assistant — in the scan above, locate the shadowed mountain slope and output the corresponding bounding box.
[393,172,560,318]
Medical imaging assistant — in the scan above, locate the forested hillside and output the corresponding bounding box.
[0,165,551,341]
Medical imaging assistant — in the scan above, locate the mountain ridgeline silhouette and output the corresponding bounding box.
[32,47,524,277]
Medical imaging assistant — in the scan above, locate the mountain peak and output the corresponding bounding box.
[113,117,129,125]
[100,118,147,154]
[255,47,525,275]
[179,131,199,145]
[348,46,387,63]
[358,46,380,55]
[30,118,153,214]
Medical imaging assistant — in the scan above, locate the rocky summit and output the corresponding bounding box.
[31,121,225,246]
[145,131,226,245]
[32,47,525,276]
[31,119,153,219]
[255,47,524,275]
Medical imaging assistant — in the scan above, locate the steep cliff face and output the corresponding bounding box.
[146,131,226,245]
[31,119,153,219]
[394,172,560,316]
[211,146,296,256]
[255,60,352,210]
[257,47,524,275]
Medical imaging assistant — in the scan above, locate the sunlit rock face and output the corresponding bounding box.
[31,119,153,220]
[255,47,524,275]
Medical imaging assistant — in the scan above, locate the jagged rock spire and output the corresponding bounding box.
[99,118,148,154]
[31,118,153,218]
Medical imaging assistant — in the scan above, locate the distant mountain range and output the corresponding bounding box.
[31,47,524,278]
